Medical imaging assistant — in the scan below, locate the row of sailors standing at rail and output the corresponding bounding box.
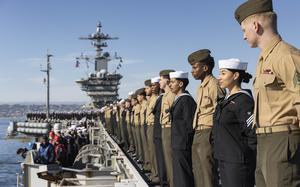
[102,0,300,185]
[101,52,257,187]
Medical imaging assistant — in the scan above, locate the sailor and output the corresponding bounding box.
[17,142,37,159]
[169,71,196,187]
[130,95,138,156]
[136,87,150,167]
[17,147,29,159]
[53,135,67,166]
[104,104,112,134]
[234,0,300,186]
[125,98,135,153]
[99,106,107,124]
[49,131,55,144]
[188,49,225,187]
[35,135,55,165]
[64,130,77,166]
[146,77,160,183]
[128,91,134,100]
[159,69,175,187]
[119,99,129,151]
[152,77,168,186]
[115,102,122,141]
[77,129,88,149]
[212,58,256,187]
[111,103,118,137]
[132,93,143,161]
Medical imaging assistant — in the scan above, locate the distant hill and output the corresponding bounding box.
[0,101,86,105]
[0,103,85,118]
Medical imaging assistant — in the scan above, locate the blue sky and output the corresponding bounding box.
[0,0,299,103]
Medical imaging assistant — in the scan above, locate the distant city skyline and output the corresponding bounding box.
[0,0,299,103]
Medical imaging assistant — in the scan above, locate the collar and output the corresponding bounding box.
[174,91,191,102]
[260,35,282,61]
[225,90,253,100]
[200,74,214,88]
[173,91,192,107]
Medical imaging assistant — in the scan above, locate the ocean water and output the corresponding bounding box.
[0,119,28,187]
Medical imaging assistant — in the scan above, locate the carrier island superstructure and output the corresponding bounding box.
[76,22,123,108]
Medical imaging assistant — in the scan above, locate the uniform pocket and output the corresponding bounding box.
[200,96,212,107]
[261,74,282,101]
[262,74,276,87]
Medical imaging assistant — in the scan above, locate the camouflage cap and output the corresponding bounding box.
[159,69,175,77]
[235,0,273,24]
[144,79,151,87]
[188,49,212,65]
[135,88,146,96]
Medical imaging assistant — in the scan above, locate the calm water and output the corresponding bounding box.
[0,119,29,187]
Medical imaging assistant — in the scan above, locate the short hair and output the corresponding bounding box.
[258,11,278,32]
[245,11,278,33]
[201,57,215,73]
[161,74,171,80]
[177,78,189,90]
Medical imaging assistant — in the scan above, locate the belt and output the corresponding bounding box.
[147,123,154,126]
[195,124,212,131]
[256,124,300,134]
[162,124,171,128]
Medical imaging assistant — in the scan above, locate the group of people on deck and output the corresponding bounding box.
[103,54,256,187]
[101,0,300,186]
[17,119,90,167]
[17,0,300,187]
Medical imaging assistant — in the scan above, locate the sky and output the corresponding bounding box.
[0,0,299,103]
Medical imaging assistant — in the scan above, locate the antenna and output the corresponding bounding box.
[40,52,53,120]
[77,22,121,72]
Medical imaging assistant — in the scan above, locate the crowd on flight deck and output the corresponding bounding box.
[99,0,300,187]
[17,112,96,167]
